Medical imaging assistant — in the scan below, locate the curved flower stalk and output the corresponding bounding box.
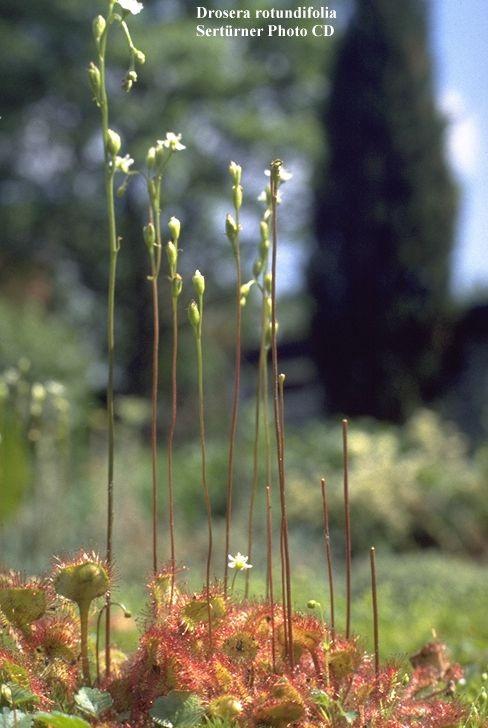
[88,0,145,677]
[143,134,185,577]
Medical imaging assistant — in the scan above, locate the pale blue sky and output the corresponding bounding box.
[431,0,488,295]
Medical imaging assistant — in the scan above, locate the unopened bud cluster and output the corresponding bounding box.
[226,161,243,256]
[167,217,183,299]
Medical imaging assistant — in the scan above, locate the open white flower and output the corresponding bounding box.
[228,553,252,571]
[117,0,144,15]
[159,132,186,152]
[115,154,134,174]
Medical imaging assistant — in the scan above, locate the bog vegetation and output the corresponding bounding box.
[0,2,486,727]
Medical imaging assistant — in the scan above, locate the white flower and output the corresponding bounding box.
[158,132,186,152]
[264,166,292,182]
[229,160,242,183]
[114,154,134,174]
[117,0,144,15]
[228,553,252,571]
[258,188,281,205]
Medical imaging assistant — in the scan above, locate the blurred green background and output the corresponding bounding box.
[0,0,487,694]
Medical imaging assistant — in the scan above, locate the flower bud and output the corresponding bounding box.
[166,241,177,270]
[122,69,137,92]
[252,258,263,278]
[93,15,106,43]
[88,62,101,105]
[146,146,156,169]
[188,300,200,331]
[307,600,320,610]
[106,129,121,156]
[155,141,167,169]
[172,274,183,299]
[265,295,272,318]
[260,220,269,243]
[192,270,205,297]
[168,216,181,242]
[270,159,283,186]
[233,184,243,210]
[259,237,270,258]
[279,373,286,386]
[240,280,254,298]
[240,280,254,307]
[143,222,156,249]
[134,49,146,64]
[264,273,272,294]
[229,160,242,185]
[225,214,238,243]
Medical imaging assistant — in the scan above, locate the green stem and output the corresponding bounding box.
[167,295,178,603]
[79,601,91,685]
[149,186,162,576]
[245,293,267,598]
[95,601,131,685]
[270,166,293,666]
[150,273,160,575]
[195,293,213,647]
[98,14,118,680]
[224,220,242,596]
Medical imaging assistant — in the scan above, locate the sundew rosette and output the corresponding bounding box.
[0,570,48,634]
[52,551,110,684]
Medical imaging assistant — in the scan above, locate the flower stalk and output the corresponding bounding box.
[143,135,185,577]
[245,200,272,599]
[189,273,213,647]
[269,160,294,666]
[320,477,335,641]
[370,546,379,676]
[224,162,243,596]
[166,218,183,603]
[342,418,352,639]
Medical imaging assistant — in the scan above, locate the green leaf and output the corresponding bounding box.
[0,683,38,708]
[149,692,204,728]
[0,707,33,727]
[74,687,113,718]
[343,711,358,724]
[34,712,91,728]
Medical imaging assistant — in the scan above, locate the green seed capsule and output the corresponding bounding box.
[106,129,121,157]
[143,223,156,249]
[188,300,200,330]
[192,270,205,297]
[92,15,106,43]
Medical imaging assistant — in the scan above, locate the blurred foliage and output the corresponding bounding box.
[0,300,92,403]
[2,403,486,574]
[284,409,488,555]
[309,0,458,422]
[0,0,333,396]
[0,360,72,525]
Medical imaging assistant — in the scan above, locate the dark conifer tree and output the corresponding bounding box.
[309,0,457,421]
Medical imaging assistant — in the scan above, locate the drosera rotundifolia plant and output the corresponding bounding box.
[0,2,477,727]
